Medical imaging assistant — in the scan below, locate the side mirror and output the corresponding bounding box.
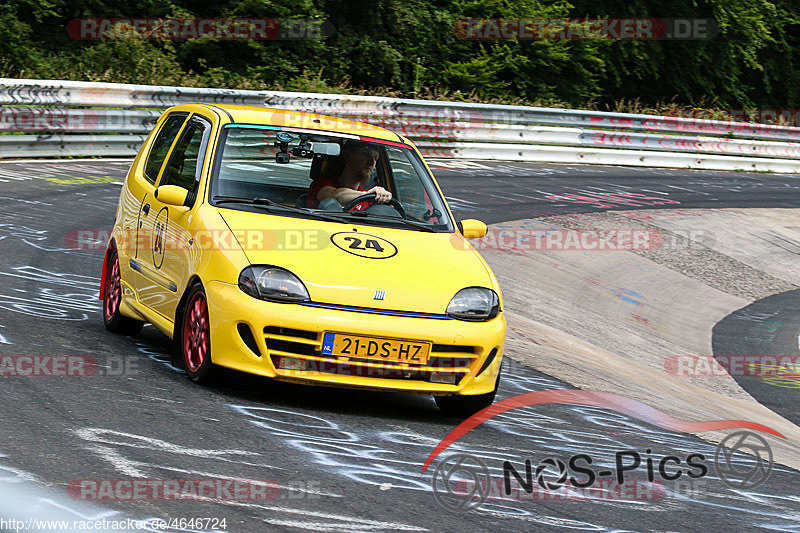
[458,219,487,239]
[155,185,189,207]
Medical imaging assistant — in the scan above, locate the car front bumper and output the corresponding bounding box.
[205,281,506,395]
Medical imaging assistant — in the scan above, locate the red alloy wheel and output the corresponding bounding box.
[183,292,210,373]
[104,253,122,321]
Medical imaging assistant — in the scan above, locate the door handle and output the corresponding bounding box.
[142,203,150,215]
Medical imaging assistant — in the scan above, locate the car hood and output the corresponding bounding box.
[218,208,494,314]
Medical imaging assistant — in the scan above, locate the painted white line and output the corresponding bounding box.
[75,428,259,458]
[445,196,476,205]
[85,444,147,478]
[486,193,521,201]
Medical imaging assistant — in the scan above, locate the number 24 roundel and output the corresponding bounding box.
[330,232,398,259]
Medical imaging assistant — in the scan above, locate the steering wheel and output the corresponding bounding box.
[343,193,407,218]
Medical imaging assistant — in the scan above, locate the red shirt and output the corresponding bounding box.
[307,176,370,211]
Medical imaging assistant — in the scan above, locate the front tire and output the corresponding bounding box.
[179,282,217,384]
[103,249,144,335]
[435,370,501,418]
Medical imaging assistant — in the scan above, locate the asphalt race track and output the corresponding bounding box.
[0,159,799,531]
[713,289,800,427]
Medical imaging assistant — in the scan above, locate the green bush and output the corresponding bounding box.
[0,0,797,110]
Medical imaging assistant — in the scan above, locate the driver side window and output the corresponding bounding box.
[144,113,187,184]
[159,116,210,204]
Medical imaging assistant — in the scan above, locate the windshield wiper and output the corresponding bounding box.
[212,196,343,223]
[214,196,439,232]
[323,210,438,232]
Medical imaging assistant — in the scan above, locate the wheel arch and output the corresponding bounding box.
[174,275,204,337]
[99,237,118,300]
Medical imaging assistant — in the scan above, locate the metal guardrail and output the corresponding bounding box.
[0,108,159,133]
[2,78,800,172]
[0,134,146,157]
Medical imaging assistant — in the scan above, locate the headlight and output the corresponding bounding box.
[446,287,500,321]
[238,266,310,303]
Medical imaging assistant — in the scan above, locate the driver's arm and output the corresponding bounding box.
[334,186,392,205]
[316,185,338,203]
[317,186,380,203]
[317,186,370,207]
[318,186,392,206]
[332,187,367,205]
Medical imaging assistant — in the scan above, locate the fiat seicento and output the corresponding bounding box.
[101,103,505,417]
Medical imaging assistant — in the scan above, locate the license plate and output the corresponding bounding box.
[321,333,431,365]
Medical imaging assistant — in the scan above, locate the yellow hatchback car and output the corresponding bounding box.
[101,104,506,417]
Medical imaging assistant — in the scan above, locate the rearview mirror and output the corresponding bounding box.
[311,142,341,156]
[458,219,487,239]
[155,185,189,207]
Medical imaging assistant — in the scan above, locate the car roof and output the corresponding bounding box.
[197,104,404,142]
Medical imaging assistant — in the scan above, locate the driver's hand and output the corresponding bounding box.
[369,186,392,204]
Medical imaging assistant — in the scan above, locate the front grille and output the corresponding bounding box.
[264,326,318,341]
[264,326,480,385]
[431,344,475,353]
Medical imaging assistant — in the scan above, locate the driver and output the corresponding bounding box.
[307,140,392,211]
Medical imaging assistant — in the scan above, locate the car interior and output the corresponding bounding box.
[215,138,384,211]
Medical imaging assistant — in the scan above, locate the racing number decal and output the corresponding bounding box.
[343,236,385,252]
[152,207,169,270]
[330,232,397,259]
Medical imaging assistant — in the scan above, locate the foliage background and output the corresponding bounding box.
[1,0,797,111]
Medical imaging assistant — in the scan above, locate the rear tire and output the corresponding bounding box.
[435,370,501,419]
[103,249,144,336]
[179,282,217,385]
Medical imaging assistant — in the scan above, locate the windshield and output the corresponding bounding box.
[211,125,453,231]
